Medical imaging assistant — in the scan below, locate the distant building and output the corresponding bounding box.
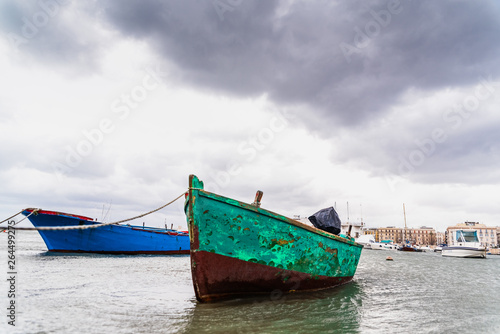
[435,231,445,245]
[362,228,378,241]
[412,226,436,246]
[497,227,500,248]
[372,226,437,245]
[377,227,403,243]
[446,222,498,248]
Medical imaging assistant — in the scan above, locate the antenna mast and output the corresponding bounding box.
[347,201,350,223]
[403,203,407,242]
[360,204,363,226]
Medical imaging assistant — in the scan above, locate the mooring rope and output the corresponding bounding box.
[1,208,40,232]
[0,210,25,225]
[11,191,187,231]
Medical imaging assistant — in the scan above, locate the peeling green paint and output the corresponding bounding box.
[187,175,362,279]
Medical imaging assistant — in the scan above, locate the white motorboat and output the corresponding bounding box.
[418,245,432,252]
[442,230,486,258]
[381,242,400,250]
[370,242,386,250]
[371,240,399,251]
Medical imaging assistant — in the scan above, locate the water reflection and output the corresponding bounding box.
[181,281,365,334]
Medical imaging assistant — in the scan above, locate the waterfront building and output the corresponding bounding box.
[377,227,403,243]
[446,222,498,248]
[376,226,437,245]
[362,228,378,240]
[435,231,445,245]
[412,226,436,246]
[497,227,500,247]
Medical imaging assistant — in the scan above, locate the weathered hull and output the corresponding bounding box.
[22,209,190,255]
[186,175,363,302]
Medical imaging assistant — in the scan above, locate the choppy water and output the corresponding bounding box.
[1,231,499,334]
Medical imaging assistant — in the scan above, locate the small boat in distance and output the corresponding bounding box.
[434,244,445,252]
[399,204,421,252]
[381,241,400,250]
[442,230,486,258]
[399,243,422,252]
[185,175,363,302]
[378,240,399,250]
[364,238,400,251]
[418,245,432,252]
[22,209,189,254]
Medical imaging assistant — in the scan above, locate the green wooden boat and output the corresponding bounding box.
[185,175,363,302]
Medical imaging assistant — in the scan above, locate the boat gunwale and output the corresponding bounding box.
[442,246,486,251]
[23,208,94,221]
[24,209,188,234]
[192,187,361,248]
[44,249,190,255]
[130,227,188,235]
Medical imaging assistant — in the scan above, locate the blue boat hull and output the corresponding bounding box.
[22,209,190,254]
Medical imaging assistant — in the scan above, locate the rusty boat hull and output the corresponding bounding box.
[185,175,363,302]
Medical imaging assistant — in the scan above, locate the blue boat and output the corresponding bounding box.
[22,208,190,255]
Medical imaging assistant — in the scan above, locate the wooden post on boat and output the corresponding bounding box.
[252,191,263,207]
[346,201,351,237]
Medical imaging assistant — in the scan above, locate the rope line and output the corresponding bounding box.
[12,191,187,231]
[1,209,40,232]
[0,210,24,225]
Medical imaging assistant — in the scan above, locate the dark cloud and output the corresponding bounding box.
[404,123,500,184]
[93,0,500,128]
[2,0,500,190]
[1,1,104,71]
[97,0,500,185]
[4,0,499,126]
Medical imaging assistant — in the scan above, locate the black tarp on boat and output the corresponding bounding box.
[308,207,341,235]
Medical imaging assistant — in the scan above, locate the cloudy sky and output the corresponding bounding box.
[1,0,500,232]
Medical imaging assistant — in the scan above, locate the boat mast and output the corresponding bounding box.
[360,204,363,227]
[347,201,350,223]
[403,203,407,243]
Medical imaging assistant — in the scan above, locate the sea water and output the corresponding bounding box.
[1,231,499,334]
